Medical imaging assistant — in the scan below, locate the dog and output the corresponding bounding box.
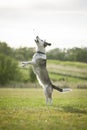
[22,36,72,104]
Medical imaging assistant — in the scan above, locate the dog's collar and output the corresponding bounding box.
[37,51,45,55]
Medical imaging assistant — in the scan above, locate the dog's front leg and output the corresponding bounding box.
[22,61,35,67]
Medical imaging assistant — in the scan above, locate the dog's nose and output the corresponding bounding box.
[36,36,39,39]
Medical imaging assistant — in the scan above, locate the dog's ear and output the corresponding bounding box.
[44,42,51,47]
[47,43,51,46]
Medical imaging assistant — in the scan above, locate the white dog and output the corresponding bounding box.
[22,36,72,104]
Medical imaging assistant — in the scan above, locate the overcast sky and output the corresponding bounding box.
[0,0,87,49]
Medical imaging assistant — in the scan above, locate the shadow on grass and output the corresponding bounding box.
[61,105,87,114]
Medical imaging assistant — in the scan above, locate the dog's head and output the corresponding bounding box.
[35,36,51,48]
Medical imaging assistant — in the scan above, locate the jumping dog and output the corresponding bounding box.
[22,36,72,104]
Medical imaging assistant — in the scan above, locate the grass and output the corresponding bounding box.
[0,88,87,130]
[47,60,87,87]
[19,60,87,88]
[47,60,87,68]
[47,60,87,79]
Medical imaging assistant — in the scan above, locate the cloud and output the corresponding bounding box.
[28,0,87,12]
[1,0,87,11]
[0,0,87,19]
[0,0,87,48]
[0,0,29,8]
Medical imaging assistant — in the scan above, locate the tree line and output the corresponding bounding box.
[0,41,87,85]
[0,42,35,61]
[0,41,87,62]
[47,48,87,63]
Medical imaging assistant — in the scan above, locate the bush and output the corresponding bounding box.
[29,67,36,82]
[0,54,21,85]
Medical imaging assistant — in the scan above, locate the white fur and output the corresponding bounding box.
[32,53,46,62]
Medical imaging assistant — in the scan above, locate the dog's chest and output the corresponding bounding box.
[33,57,46,74]
[32,53,47,87]
[32,53,46,61]
[32,53,46,67]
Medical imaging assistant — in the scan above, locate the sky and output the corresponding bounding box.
[0,0,87,50]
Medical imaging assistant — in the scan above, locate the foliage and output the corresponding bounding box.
[47,48,66,60]
[47,47,87,63]
[29,67,37,82]
[0,41,13,57]
[0,42,35,61]
[14,47,35,61]
[0,54,21,85]
[0,41,87,62]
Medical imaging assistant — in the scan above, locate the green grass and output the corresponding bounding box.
[49,72,86,83]
[0,88,87,130]
[48,60,87,68]
[47,60,87,86]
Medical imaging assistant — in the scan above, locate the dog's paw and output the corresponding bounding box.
[22,61,27,64]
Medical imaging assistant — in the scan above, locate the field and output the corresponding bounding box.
[47,60,87,84]
[20,60,87,89]
[0,60,87,130]
[0,88,87,130]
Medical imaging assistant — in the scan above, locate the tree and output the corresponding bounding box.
[0,42,13,57]
[14,47,35,61]
[28,67,36,82]
[47,47,87,63]
[0,54,21,85]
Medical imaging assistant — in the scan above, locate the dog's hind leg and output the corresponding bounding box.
[45,95,52,105]
[44,86,53,105]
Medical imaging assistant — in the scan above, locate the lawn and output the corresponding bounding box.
[47,60,87,80]
[0,88,87,130]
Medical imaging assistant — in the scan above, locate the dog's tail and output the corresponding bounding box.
[52,84,72,92]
